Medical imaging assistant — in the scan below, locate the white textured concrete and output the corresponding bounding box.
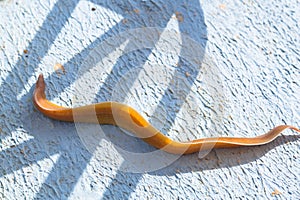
[0,0,299,199]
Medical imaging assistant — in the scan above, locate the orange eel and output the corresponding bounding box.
[33,74,299,154]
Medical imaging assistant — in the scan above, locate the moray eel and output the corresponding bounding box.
[33,74,299,154]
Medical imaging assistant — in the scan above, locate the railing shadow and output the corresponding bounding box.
[2,0,297,199]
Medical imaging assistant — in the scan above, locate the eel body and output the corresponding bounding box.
[33,74,299,154]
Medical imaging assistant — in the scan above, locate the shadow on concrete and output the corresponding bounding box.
[2,0,296,199]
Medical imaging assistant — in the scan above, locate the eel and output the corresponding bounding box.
[33,74,299,154]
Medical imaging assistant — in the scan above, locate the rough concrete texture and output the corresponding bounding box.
[0,0,299,199]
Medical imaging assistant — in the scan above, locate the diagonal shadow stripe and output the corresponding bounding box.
[100,0,207,199]
[33,0,194,199]
[1,139,51,177]
[1,0,209,199]
[2,0,80,92]
[0,0,80,182]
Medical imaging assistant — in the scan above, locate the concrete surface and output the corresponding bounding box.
[0,0,299,199]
